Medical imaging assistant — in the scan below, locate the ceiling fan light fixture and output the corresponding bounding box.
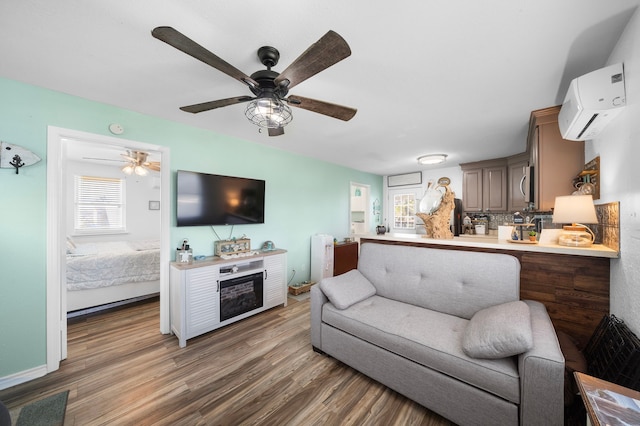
[245,98,293,129]
[121,164,134,175]
[134,165,149,176]
[417,154,448,165]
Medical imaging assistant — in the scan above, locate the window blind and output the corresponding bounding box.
[74,175,125,233]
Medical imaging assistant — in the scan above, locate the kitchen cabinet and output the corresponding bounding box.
[508,153,529,212]
[527,106,584,211]
[461,159,507,212]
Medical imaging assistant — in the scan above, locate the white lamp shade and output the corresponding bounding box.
[552,195,598,224]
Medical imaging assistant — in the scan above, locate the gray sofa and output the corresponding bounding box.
[310,242,565,426]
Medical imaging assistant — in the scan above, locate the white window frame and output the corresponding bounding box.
[73,175,126,235]
[387,186,421,234]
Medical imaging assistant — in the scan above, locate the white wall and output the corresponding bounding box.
[383,166,463,234]
[419,166,464,199]
[66,160,161,243]
[587,7,640,335]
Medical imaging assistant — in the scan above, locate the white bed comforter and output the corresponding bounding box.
[66,240,160,291]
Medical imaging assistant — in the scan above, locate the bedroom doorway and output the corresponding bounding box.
[46,126,170,371]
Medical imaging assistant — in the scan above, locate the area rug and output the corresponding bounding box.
[13,391,68,426]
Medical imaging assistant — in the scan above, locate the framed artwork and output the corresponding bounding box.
[148,200,160,210]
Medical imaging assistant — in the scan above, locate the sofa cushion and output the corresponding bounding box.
[320,269,376,310]
[357,243,521,319]
[462,301,533,359]
[322,296,520,403]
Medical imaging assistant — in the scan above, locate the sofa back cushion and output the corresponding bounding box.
[358,242,521,319]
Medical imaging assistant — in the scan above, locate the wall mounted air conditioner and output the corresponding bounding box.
[558,63,626,141]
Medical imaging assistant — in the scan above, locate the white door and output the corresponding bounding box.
[387,186,422,234]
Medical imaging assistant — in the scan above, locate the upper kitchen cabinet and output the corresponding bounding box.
[527,106,584,211]
[507,153,530,212]
[461,158,507,212]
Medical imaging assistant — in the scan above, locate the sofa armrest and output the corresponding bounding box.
[518,300,565,426]
[310,284,329,350]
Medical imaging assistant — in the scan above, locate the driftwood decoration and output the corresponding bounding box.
[416,185,455,239]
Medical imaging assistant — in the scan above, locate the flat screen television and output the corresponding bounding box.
[176,170,265,227]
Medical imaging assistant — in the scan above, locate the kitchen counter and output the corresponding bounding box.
[357,233,618,258]
[356,233,615,348]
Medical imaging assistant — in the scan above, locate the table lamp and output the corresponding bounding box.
[552,195,598,247]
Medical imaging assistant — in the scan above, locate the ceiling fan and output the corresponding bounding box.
[151,26,357,136]
[83,150,160,176]
[120,150,160,176]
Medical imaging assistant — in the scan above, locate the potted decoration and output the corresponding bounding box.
[528,230,537,241]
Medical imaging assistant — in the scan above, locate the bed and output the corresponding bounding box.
[66,239,161,312]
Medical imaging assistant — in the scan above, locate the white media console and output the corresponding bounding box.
[169,249,287,347]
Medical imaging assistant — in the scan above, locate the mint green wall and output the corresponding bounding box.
[0,77,382,379]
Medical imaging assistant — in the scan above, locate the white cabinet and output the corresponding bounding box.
[264,253,287,309]
[170,250,287,347]
[185,265,220,337]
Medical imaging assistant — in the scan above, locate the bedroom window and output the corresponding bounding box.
[74,175,125,234]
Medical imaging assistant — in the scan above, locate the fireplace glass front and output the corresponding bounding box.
[219,271,264,322]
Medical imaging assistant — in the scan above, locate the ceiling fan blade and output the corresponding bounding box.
[268,127,285,137]
[144,162,161,172]
[82,157,125,163]
[180,96,254,114]
[286,95,357,121]
[152,26,258,89]
[274,30,351,90]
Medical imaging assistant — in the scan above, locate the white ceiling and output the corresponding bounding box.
[1,1,638,175]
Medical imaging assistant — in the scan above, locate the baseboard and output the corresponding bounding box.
[0,365,47,391]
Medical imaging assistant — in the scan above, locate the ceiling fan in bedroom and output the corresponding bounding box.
[82,149,161,176]
[120,150,160,176]
[151,26,357,136]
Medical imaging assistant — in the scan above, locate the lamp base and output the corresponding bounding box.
[557,225,594,247]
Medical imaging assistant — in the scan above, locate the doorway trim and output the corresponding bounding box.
[46,126,170,373]
[349,182,371,235]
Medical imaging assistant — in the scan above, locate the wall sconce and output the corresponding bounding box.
[552,194,598,247]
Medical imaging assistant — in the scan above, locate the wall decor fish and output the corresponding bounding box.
[1,141,41,174]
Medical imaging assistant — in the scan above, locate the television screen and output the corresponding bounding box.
[177,170,265,227]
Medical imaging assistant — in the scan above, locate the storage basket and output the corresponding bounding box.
[583,314,640,391]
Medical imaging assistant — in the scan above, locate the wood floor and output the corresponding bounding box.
[0,296,454,425]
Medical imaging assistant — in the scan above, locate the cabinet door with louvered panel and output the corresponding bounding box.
[185,265,220,337]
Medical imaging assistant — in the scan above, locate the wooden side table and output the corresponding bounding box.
[574,372,640,425]
[333,241,358,276]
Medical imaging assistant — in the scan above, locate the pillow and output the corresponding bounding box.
[320,269,376,310]
[462,301,533,359]
[66,236,76,254]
